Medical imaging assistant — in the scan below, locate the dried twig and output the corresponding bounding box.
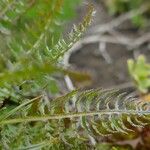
[90,3,150,34]
[98,42,112,64]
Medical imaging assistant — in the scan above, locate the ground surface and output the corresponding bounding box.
[68,0,150,90]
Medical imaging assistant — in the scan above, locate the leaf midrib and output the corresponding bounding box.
[1,109,150,125]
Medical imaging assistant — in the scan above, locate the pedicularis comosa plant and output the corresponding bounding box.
[0,0,150,149]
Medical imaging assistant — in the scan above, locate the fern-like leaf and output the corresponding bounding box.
[1,89,150,136]
[46,5,95,62]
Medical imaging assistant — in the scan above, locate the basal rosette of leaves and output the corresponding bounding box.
[1,0,150,149]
